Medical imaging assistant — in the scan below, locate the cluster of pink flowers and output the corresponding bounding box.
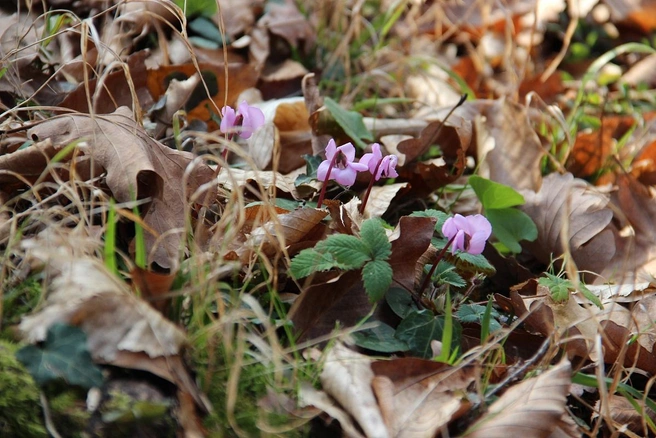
[317,140,398,187]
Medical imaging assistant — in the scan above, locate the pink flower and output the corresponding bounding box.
[360,143,399,180]
[219,101,265,139]
[238,100,265,139]
[220,105,238,133]
[317,139,368,187]
[442,214,492,255]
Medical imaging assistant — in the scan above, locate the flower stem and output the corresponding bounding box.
[316,153,339,208]
[418,235,456,298]
[359,161,382,214]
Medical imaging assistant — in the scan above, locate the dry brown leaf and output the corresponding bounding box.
[26,107,216,268]
[520,172,616,278]
[389,216,437,292]
[298,383,365,438]
[130,266,176,315]
[371,358,478,438]
[217,167,320,199]
[320,343,389,438]
[18,230,209,412]
[362,183,409,218]
[463,359,572,438]
[595,394,656,436]
[478,98,545,192]
[509,279,656,374]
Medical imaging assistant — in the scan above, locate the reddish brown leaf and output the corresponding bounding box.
[130,266,176,315]
[389,216,436,292]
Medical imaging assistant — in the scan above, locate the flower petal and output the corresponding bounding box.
[332,167,357,186]
[338,142,357,161]
[467,233,488,255]
[442,217,458,240]
[220,106,237,133]
[451,230,466,253]
[317,160,331,182]
[467,214,492,240]
[325,139,337,160]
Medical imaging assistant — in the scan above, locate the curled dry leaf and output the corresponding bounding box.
[478,98,545,192]
[510,279,656,375]
[389,216,437,292]
[463,359,572,438]
[320,343,389,438]
[362,183,409,218]
[18,230,209,412]
[396,115,472,195]
[26,107,216,268]
[595,394,656,436]
[217,167,320,199]
[371,358,478,438]
[520,172,616,279]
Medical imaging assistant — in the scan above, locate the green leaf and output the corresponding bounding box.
[295,154,323,186]
[16,323,104,389]
[457,304,502,333]
[410,209,448,232]
[579,283,603,309]
[469,176,526,209]
[316,234,370,268]
[395,310,461,359]
[323,97,373,149]
[360,219,391,260]
[352,322,409,353]
[538,273,572,303]
[485,208,538,253]
[433,261,466,288]
[453,251,496,276]
[189,16,225,43]
[173,0,217,17]
[362,260,393,302]
[386,287,418,318]
[290,249,339,278]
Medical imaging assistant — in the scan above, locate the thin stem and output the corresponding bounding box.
[359,161,382,214]
[418,235,456,298]
[316,153,340,208]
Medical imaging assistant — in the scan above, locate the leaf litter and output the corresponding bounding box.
[4,0,656,436]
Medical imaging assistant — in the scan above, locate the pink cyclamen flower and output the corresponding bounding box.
[219,101,265,139]
[237,100,265,139]
[442,214,492,255]
[360,143,399,180]
[317,139,368,187]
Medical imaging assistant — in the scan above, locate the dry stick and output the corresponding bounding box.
[359,160,382,214]
[484,334,553,400]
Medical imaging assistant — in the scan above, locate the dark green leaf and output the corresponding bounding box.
[16,323,104,389]
[386,287,418,318]
[295,154,323,186]
[486,208,538,253]
[173,0,217,17]
[362,260,393,302]
[360,219,391,260]
[323,97,373,149]
[454,251,496,275]
[433,261,466,288]
[290,249,339,278]
[352,322,409,353]
[457,304,502,332]
[469,176,525,209]
[410,209,448,232]
[316,234,370,268]
[395,310,461,359]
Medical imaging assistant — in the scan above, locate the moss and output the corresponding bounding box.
[0,340,48,437]
[48,389,91,436]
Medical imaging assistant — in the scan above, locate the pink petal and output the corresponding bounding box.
[316,160,331,182]
[220,106,237,133]
[240,102,265,138]
[325,139,337,160]
[451,230,466,253]
[467,214,492,239]
[467,233,487,255]
[338,142,357,162]
[332,166,357,186]
[442,217,458,240]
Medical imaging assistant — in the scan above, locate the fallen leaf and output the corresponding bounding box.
[463,359,572,438]
[478,98,545,192]
[18,230,210,411]
[520,172,616,278]
[595,394,656,436]
[371,358,478,438]
[362,183,409,218]
[320,343,389,438]
[130,266,176,315]
[388,216,437,292]
[26,107,216,268]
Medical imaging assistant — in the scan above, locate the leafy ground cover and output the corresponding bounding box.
[3,0,656,436]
